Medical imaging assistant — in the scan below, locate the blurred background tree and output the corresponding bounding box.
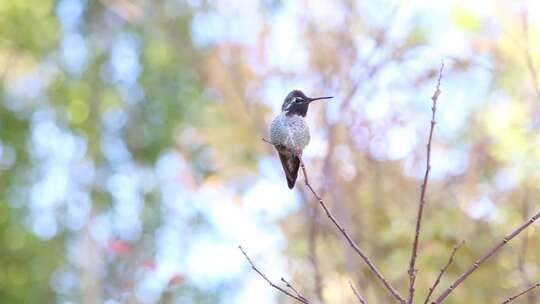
[0,0,539,303]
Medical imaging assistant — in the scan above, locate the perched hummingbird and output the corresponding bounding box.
[270,90,333,189]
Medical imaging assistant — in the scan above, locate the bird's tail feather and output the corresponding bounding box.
[278,151,300,189]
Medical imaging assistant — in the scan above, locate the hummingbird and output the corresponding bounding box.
[270,90,333,189]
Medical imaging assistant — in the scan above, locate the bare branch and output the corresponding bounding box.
[297,157,406,303]
[261,137,404,302]
[433,210,540,303]
[281,277,309,303]
[501,281,540,304]
[517,189,536,304]
[306,114,340,303]
[238,246,310,304]
[424,241,465,304]
[407,61,444,304]
[349,280,368,304]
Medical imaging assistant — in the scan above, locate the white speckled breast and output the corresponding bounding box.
[270,113,310,152]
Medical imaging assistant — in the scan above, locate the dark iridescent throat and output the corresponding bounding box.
[285,102,309,117]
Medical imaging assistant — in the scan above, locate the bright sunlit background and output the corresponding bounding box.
[1,0,540,303]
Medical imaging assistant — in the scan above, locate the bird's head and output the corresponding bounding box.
[281,90,333,117]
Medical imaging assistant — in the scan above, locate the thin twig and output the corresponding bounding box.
[501,281,540,304]
[263,137,404,302]
[297,157,406,304]
[517,188,535,304]
[424,241,465,304]
[407,61,444,304]
[238,245,310,304]
[349,280,368,304]
[307,115,340,303]
[281,277,309,302]
[433,210,540,303]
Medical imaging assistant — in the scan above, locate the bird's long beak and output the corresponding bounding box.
[308,96,333,102]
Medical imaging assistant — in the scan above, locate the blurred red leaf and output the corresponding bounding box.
[141,259,156,270]
[106,239,132,255]
[168,274,186,286]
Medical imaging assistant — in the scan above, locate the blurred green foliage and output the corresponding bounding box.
[0,0,212,302]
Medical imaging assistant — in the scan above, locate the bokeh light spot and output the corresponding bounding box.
[68,99,89,124]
